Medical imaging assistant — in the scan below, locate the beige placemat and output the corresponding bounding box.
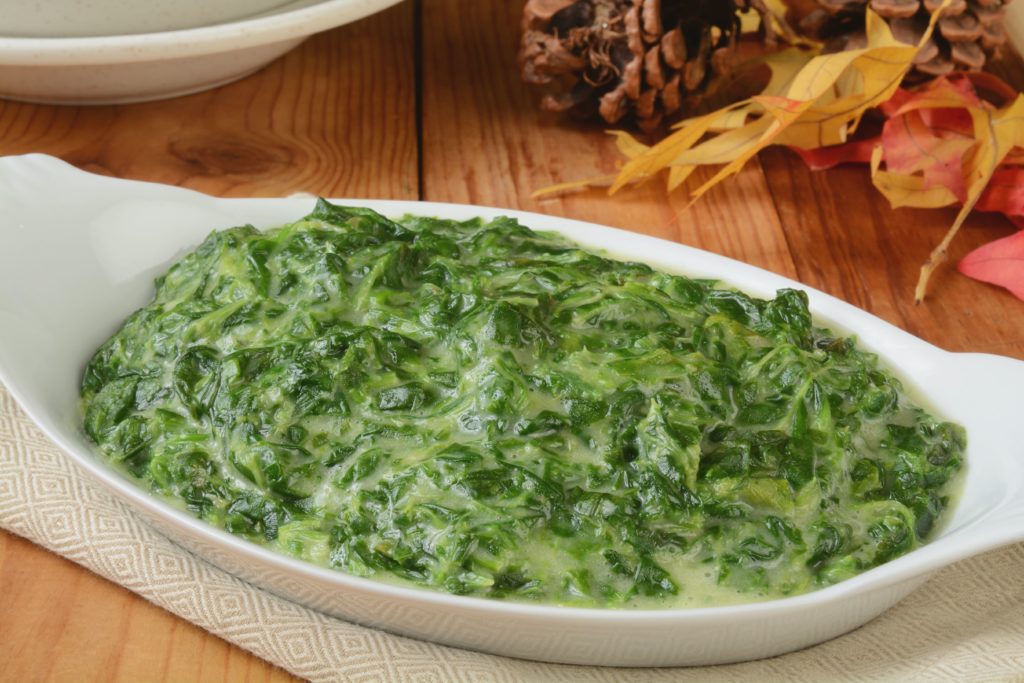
[2,386,1023,683]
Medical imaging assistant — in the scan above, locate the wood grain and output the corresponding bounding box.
[418,0,795,277]
[1,1,1023,680]
[0,3,415,681]
[758,148,1024,358]
[0,7,416,199]
[0,532,295,683]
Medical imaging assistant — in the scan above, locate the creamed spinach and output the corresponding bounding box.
[81,201,965,607]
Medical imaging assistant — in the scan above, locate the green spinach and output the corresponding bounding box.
[81,201,965,607]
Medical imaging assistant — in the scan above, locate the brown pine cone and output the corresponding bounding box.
[519,0,778,132]
[789,0,1015,78]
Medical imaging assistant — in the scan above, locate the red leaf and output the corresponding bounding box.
[916,107,974,139]
[890,76,983,117]
[976,168,1024,216]
[790,138,879,170]
[879,88,914,118]
[958,230,1024,300]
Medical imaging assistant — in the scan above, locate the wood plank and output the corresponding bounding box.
[418,0,795,278]
[0,10,417,199]
[0,531,294,683]
[0,4,416,681]
[757,47,1024,360]
[758,147,1024,358]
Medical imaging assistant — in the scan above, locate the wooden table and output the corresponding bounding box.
[2,2,1022,680]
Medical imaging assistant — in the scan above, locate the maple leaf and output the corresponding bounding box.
[958,230,1024,300]
[881,109,973,198]
[976,168,1024,216]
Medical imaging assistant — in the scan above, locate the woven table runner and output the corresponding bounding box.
[2,386,1023,682]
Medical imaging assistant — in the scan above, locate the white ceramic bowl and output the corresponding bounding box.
[1,154,1023,667]
[0,0,402,105]
[1,0,299,37]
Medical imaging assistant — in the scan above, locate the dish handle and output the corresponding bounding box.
[945,352,1024,532]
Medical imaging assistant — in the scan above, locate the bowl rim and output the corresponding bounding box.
[0,0,404,66]
[2,153,1024,628]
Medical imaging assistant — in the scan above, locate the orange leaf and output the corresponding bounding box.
[889,75,982,116]
[915,107,975,141]
[976,168,1024,216]
[958,229,1024,300]
[1004,150,1024,165]
[879,87,914,117]
[881,109,972,198]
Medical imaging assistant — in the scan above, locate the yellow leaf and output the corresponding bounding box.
[610,130,649,159]
[775,9,942,148]
[762,48,820,99]
[533,0,954,202]
[863,5,907,48]
[673,116,778,166]
[702,48,818,131]
[783,48,866,102]
[709,102,762,132]
[667,166,696,192]
[964,96,1024,189]
[531,174,617,199]
[619,0,951,200]
[611,102,750,193]
[872,172,959,209]
[689,97,806,201]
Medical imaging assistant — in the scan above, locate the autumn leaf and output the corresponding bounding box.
[881,110,972,196]
[888,75,982,115]
[915,94,1024,301]
[535,0,952,202]
[790,72,1024,302]
[870,144,960,209]
[976,168,1024,216]
[791,138,877,170]
[533,0,1024,305]
[958,230,1024,300]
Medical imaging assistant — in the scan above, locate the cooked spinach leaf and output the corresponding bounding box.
[81,201,965,607]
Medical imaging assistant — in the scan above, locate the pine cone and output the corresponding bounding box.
[791,0,1015,78]
[519,0,777,131]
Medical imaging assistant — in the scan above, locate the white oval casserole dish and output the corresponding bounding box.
[1,153,1023,667]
